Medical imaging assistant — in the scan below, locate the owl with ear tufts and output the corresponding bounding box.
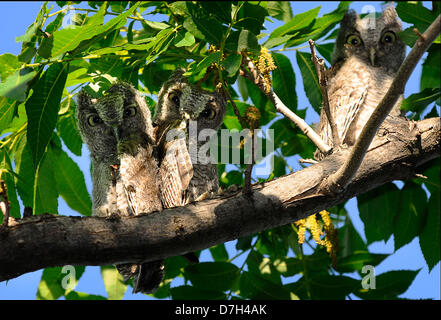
[76,82,164,294]
[153,69,227,208]
[316,6,406,159]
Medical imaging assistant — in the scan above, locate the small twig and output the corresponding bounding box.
[308,39,321,81]
[413,28,426,41]
[299,158,318,165]
[309,39,340,146]
[323,14,441,194]
[414,173,428,179]
[239,54,331,154]
[0,180,10,227]
[221,82,246,127]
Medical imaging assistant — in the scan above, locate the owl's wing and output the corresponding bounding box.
[322,74,368,147]
[159,138,194,208]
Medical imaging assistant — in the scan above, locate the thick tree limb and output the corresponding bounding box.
[0,117,439,282]
[323,14,441,194]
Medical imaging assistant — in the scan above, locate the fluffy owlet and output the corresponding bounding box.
[316,6,405,159]
[154,69,227,208]
[76,82,164,294]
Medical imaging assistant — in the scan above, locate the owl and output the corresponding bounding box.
[153,69,227,208]
[316,6,405,159]
[76,82,164,294]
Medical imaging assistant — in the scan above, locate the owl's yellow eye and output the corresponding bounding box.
[87,114,103,126]
[200,107,216,120]
[346,34,362,47]
[381,31,396,44]
[123,106,137,118]
[169,91,180,105]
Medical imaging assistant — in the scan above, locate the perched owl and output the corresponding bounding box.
[316,6,405,159]
[76,82,164,294]
[154,69,227,208]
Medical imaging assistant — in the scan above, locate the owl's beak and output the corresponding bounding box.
[369,47,376,67]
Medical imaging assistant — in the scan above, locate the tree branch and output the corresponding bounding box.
[323,14,441,194]
[239,55,332,154]
[308,39,340,146]
[1,117,439,282]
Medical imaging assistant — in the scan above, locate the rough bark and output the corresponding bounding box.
[0,117,439,282]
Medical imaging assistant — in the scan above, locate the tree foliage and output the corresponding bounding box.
[0,1,439,300]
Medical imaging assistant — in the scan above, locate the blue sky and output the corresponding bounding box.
[0,1,439,300]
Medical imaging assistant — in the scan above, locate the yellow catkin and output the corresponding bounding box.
[319,210,338,266]
[306,214,325,246]
[255,47,277,94]
[294,219,306,244]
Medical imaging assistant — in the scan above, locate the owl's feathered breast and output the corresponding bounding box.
[322,56,401,148]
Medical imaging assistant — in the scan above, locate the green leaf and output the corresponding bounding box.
[14,136,35,207]
[110,1,128,13]
[221,54,242,78]
[185,2,224,44]
[394,182,428,251]
[170,285,226,300]
[199,1,232,24]
[296,51,321,114]
[237,29,259,53]
[355,270,420,299]
[209,244,229,261]
[33,149,59,215]
[16,2,47,43]
[338,215,368,258]
[65,291,107,300]
[285,2,350,48]
[173,30,195,47]
[335,251,389,274]
[272,53,297,112]
[0,97,17,134]
[50,3,107,57]
[267,1,293,23]
[37,34,54,59]
[0,53,22,82]
[246,250,282,285]
[25,62,69,168]
[37,266,85,300]
[358,183,400,244]
[289,274,359,300]
[0,149,21,220]
[0,68,37,102]
[239,271,290,299]
[50,146,92,216]
[100,266,128,300]
[163,255,189,280]
[235,2,268,35]
[57,107,83,156]
[396,2,438,31]
[219,170,243,187]
[420,45,440,91]
[184,262,239,292]
[419,192,440,271]
[399,27,419,47]
[401,88,441,114]
[186,51,222,76]
[423,159,440,195]
[264,35,294,49]
[315,42,334,64]
[269,6,320,39]
[71,3,141,56]
[237,75,249,101]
